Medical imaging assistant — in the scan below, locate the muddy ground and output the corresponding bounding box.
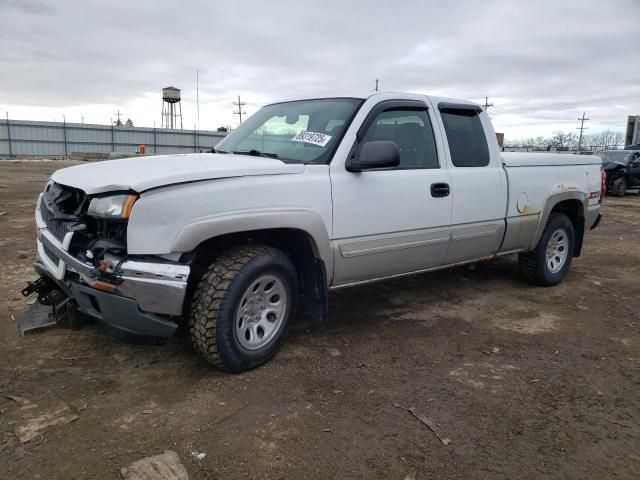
[0,160,638,480]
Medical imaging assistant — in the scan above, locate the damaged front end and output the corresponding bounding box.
[23,181,190,342]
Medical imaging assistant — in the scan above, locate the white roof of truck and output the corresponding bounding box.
[264,91,480,109]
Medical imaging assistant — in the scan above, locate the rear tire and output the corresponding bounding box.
[518,212,575,287]
[188,245,298,373]
[611,177,627,197]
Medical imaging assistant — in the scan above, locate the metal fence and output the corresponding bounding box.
[0,118,227,158]
[502,144,623,153]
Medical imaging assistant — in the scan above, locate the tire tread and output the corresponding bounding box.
[518,212,573,287]
[188,245,272,370]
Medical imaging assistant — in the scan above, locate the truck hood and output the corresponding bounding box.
[603,161,626,171]
[51,153,305,195]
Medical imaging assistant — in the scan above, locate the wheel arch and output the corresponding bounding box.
[172,209,333,271]
[529,192,587,257]
[177,212,332,322]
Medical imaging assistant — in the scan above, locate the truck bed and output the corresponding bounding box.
[498,151,603,255]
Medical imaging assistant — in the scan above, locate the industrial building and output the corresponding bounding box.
[0,119,225,158]
[0,87,226,158]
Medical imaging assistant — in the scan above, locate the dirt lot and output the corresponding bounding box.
[1,160,639,479]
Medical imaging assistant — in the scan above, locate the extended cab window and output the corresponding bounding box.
[440,109,490,167]
[361,109,439,169]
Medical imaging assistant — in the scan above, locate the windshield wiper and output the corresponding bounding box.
[233,149,279,159]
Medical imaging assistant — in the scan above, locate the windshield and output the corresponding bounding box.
[215,98,363,163]
[597,151,631,164]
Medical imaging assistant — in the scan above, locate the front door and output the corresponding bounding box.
[330,100,452,285]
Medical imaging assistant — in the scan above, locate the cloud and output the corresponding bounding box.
[0,0,638,138]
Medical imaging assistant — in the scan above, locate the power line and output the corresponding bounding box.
[576,112,590,151]
[233,95,247,124]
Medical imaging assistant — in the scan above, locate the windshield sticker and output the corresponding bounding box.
[291,131,332,147]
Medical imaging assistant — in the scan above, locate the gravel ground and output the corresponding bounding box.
[1,160,639,479]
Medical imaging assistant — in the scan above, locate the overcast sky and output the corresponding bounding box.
[1,0,638,139]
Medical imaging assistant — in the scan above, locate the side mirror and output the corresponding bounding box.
[346,140,400,172]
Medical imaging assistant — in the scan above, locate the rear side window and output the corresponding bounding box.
[361,109,439,169]
[440,109,490,167]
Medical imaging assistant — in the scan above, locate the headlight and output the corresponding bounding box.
[87,194,138,219]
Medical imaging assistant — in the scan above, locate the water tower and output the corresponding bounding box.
[161,86,183,129]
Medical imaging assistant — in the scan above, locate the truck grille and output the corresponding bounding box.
[40,196,72,242]
[42,243,60,264]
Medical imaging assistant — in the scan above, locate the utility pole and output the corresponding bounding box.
[233,95,247,124]
[6,111,13,159]
[196,68,200,131]
[483,97,494,110]
[576,112,589,151]
[113,109,126,126]
[62,114,68,157]
[375,79,379,92]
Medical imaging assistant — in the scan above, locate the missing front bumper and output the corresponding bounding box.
[36,228,190,317]
[34,193,190,317]
[32,262,179,341]
[70,282,178,340]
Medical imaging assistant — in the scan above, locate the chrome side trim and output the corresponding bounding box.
[445,220,505,265]
[451,223,499,241]
[330,255,496,290]
[338,228,450,258]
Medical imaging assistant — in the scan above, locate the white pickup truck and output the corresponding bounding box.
[25,92,604,372]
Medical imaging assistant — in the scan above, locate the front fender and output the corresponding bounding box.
[171,208,334,274]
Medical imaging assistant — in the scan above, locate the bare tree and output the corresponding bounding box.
[550,131,578,150]
[585,130,624,150]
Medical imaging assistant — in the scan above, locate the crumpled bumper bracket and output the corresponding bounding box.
[37,223,190,317]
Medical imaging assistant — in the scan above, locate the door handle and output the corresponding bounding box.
[430,182,450,198]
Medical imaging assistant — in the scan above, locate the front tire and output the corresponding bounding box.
[188,245,298,372]
[518,212,575,287]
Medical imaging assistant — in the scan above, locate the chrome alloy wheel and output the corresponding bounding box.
[235,274,288,350]
[546,228,569,273]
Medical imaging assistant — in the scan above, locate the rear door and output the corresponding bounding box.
[436,104,508,264]
[330,99,452,285]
